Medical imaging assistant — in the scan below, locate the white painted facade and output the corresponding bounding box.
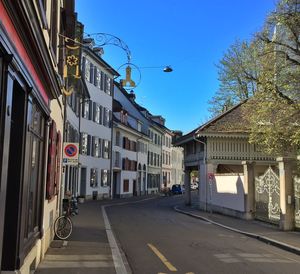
[162,131,173,189]
[79,47,118,199]
[147,125,163,193]
[171,146,184,186]
[112,120,149,197]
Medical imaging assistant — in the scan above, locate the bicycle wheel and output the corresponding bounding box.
[54,216,73,240]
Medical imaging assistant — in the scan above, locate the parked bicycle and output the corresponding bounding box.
[54,196,78,240]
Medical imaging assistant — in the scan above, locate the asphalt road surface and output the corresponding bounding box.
[106,195,300,274]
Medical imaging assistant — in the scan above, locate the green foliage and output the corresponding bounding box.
[209,40,260,116]
[209,0,300,156]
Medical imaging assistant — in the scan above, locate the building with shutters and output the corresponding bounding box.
[0,0,75,272]
[78,41,119,199]
[112,98,150,198]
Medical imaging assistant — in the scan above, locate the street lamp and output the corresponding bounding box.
[84,32,173,88]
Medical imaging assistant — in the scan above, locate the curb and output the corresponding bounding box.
[174,206,300,256]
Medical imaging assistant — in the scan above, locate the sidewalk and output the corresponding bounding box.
[35,195,157,274]
[175,204,300,256]
[35,200,116,274]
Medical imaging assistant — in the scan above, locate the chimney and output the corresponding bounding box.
[83,37,94,49]
[93,47,104,57]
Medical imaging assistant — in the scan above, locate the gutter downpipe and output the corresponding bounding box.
[193,135,207,211]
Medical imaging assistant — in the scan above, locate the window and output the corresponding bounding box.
[101,169,110,187]
[93,137,100,157]
[82,100,90,119]
[96,68,101,89]
[94,66,98,86]
[100,71,104,90]
[84,58,90,81]
[106,76,111,95]
[137,121,142,132]
[103,107,107,126]
[115,131,121,146]
[50,0,58,57]
[90,168,98,187]
[90,63,94,83]
[80,133,88,155]
[102,140,110,159]
[37,0,48,29]
[120,111,128,124]
[25,101,45,237]
[93,103,100,123]
[123,180,129,192]
[114,151,121,167]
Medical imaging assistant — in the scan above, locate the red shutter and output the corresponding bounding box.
[55,130,62,195]
[46,120,57,200]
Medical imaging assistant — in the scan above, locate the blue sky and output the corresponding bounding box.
[76,0,277,134]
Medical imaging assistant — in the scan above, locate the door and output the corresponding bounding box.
[133,179,137,196]
[0,60,13,271]
[80,167,87,196]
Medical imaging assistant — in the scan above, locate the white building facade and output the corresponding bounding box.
[79,45,118,199]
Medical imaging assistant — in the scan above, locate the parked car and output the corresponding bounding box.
[171,184,184,195]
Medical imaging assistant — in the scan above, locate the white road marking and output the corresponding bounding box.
[215,253,297,264]
[102,205,129,274]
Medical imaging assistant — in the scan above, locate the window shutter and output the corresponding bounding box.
[100,169,104,186]
[92,136,95,156]
[102,139,105,158]
[107,170,111,186]
[79,133,83,154]
[81,101,85,118]
[94,67,98,86]
[55,130,62,195]
[108,140,111,159]
[123,137,126,149]
[82,56,86,74]
[87,135,91,155]
[109,110,112,128]
[122,158,125,170]
[100,71,104,90]
[93,102,97,122]
[99,105,103,125]
[104,74,107,93]
[89,100,93,120]
[46,120,57,200]
[90,63,94,83]
[103,107,106,126]
[98,138,102,157]
[110,78,114,96]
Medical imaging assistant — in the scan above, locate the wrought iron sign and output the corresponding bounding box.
[61,23,84,96]
[85,32,138,90]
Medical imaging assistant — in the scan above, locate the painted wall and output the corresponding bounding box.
[210,174,245,212]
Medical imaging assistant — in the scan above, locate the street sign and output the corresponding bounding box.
[63,142,79,166]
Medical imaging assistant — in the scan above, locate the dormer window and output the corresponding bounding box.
[120,110,128,125]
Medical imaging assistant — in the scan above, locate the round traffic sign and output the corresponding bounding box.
[64,144,78,157]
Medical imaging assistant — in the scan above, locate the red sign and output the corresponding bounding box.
[64,144,78,157]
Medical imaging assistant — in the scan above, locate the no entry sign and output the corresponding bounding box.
[63,142,79,165]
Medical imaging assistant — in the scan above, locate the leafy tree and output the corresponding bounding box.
[209,39,260,116]
[244,0,300,155]
[210,0,300,155]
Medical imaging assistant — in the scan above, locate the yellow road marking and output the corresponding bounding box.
[147,243,178,272]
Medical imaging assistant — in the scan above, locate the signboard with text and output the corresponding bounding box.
[63,142,79,166]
